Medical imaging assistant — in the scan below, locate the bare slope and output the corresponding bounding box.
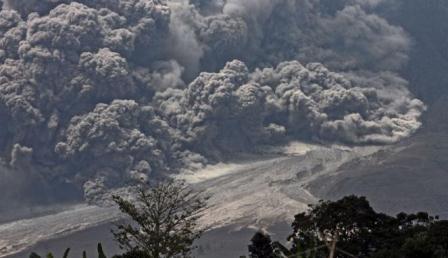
[309,101,448,217]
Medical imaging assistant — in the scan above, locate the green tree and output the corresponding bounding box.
[289,196,382,257]
[112,181,207,258]
[400,232,435,258]
[428,220,448,256]
[278,195,448,257]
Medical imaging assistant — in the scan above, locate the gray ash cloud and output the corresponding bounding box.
[156,60,423,152]
[0,0,424,201]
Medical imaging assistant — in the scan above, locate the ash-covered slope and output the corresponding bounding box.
[309,98,448,217]
[0,204,120,257]
[186,143,382,229]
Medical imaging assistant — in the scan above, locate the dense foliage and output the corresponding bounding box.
[248,231,276,258]
[247,196,448,258]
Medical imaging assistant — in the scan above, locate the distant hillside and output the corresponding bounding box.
[310,101,448,217]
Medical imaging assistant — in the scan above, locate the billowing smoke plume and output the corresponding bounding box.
[193,0,411,72]
[0,0,424,201]
[155,60,423,152]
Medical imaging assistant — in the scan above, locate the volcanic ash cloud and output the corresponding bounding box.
[0,0,425,201]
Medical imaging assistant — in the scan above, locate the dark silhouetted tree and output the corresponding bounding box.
[29,245,103,258]
[29,253,41,258]
[97,243,107,258]
[279,195,447,258]
[289,196,382,257]
[111,250,151,258]
[248,231,275,258]
[62,248,70,258]
[112,181,207,258]
[428,220,448,257]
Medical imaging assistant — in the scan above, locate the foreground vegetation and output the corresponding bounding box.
[30,243,106,258]
[29,181,207,258]
[246,196,448,258]
[29,182,447,258]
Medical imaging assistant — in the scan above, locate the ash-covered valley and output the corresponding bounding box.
[1,0,448,257]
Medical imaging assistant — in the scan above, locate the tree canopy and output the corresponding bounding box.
[111,181,207,258]
[248,196,448,258]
